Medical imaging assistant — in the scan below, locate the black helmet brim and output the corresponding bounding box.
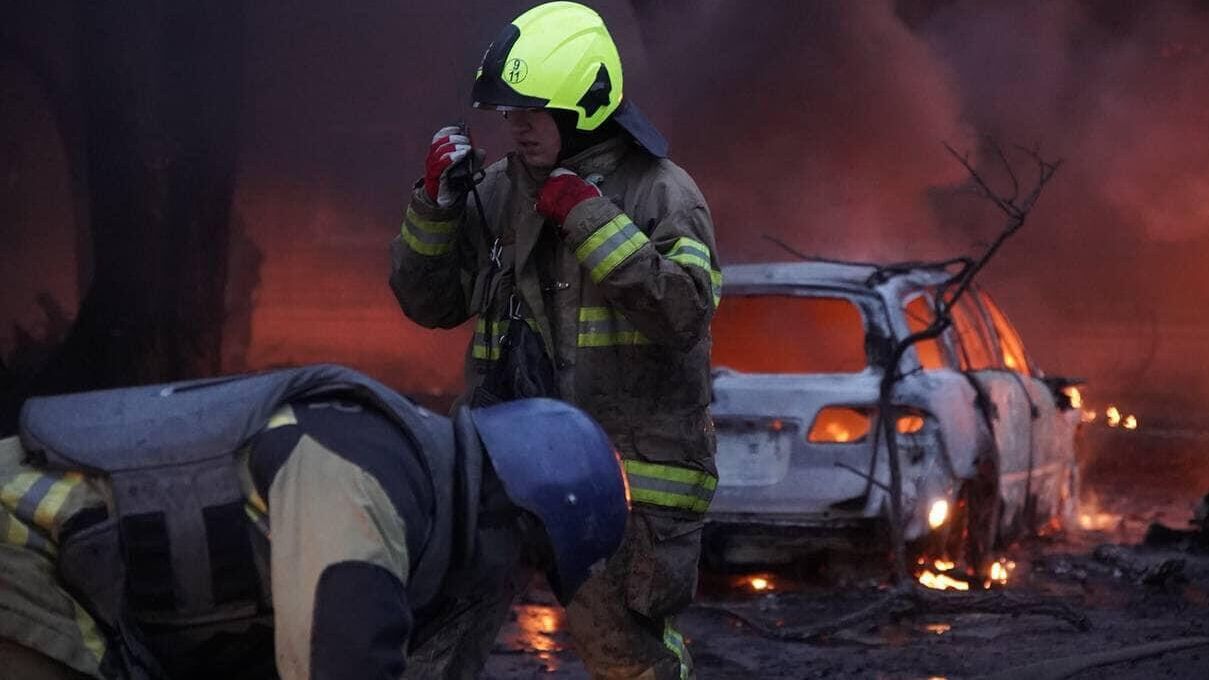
[612,99,668,159]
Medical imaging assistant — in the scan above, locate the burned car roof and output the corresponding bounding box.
[722,260,958,293]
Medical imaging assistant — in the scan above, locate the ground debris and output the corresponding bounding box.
[696,583,1090,644]
[1093,544,1186,586]
[977,636,1209,680]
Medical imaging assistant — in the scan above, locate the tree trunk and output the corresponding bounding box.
[33,0,244,394]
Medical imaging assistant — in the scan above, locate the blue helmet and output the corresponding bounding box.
[466,398,629,604]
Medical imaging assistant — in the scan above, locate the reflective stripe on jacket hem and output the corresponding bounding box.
[623,460,717,513]
[577,307,649,347]
[472,316,539,360]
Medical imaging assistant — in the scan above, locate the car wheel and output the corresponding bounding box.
[944,457,1001,578]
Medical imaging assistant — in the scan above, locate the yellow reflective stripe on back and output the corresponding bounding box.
[73,600,106,664]
[32,473,82,531]
[4,513,30,545]
[266,404,297,430]
[2,513,56,556]
[0,472,39,512]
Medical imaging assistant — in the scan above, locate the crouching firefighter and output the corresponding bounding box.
[0,363,628,680]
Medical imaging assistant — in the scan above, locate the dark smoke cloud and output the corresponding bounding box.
[9,0,1190,415]
[624,0,1209,423]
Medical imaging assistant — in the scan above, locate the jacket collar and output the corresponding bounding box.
[506,134,633,188]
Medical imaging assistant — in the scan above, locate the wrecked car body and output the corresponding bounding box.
[705,261,1082,566]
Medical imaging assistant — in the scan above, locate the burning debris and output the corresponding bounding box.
[914,556,1017,592]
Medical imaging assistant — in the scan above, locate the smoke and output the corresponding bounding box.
[215,0,1209,416]
[625,0,1209,423]
[629,0,970,262]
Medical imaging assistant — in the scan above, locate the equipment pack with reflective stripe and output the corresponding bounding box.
[622,459,717,513]
[17,364,459,676]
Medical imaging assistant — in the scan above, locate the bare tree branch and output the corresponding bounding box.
[835,462,891,493]
[879,139,1062,585]
[762,233,815,261]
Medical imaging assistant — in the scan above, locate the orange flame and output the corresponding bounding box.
[918,569,970,591]
[987,558,1015,587]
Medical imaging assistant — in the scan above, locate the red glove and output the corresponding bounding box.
[423,125,475,208]
[536,168,602,226]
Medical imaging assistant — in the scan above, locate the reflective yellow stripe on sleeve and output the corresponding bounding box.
[622,460,717,513]
[664,237,722,307]
[400,206,458,256]
[574,214,650,283]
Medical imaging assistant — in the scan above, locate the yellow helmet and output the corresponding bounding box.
[473,1,668,156]
[473,2,621,130]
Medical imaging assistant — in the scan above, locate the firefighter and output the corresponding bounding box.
[389,2,721,676]
[0,363,628,679]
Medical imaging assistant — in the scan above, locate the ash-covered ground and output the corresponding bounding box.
[486,428,1209,679]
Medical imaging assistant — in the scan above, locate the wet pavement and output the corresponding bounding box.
[485,429,1209,679]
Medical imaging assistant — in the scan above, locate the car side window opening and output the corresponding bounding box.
[979,292,1033,376]
[711,294,868,374]
[948,293,998,371]
[902,294,947,371]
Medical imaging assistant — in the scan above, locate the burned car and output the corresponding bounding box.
[705,261,1082,571]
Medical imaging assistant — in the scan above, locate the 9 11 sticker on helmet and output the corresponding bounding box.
[505,58,528,84]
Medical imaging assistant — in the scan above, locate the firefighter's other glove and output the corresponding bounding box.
[423,126,484,208]
[536,168,601,226]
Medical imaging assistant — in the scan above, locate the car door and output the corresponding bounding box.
[979,291,1077,522]
[946,290,1035,532]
